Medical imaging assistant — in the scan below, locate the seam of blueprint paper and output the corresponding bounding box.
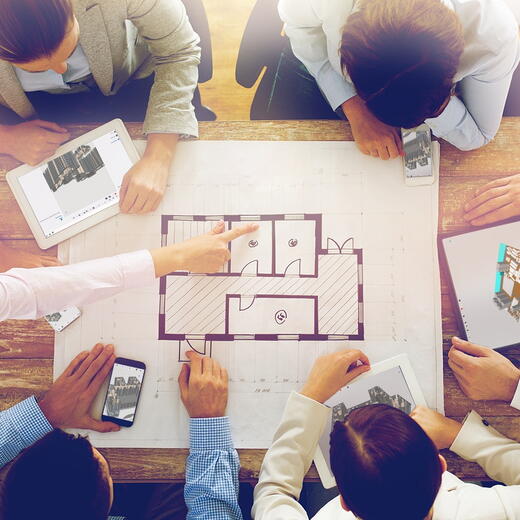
[55,140,443,449]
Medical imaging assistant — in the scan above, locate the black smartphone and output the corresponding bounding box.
[101,357,146,428]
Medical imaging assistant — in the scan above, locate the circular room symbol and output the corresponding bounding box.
[288,238,298,247]
[248,240,258,248]
[275,309,288,325]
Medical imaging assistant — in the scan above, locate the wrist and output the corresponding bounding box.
[341,95,364,119]
[299,384,327,404]
[150,244,183,278]
[143,133,178,166]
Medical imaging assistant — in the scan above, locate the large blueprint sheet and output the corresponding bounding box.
[55,140,442,448]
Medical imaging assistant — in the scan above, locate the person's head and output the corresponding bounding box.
[3,429,114,520]
[340,0,464,128]
[330,404,445,520]
[0,0,78,74]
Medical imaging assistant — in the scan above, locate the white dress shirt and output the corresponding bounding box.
[14,44,92,93]
[279,0,520,151]
[253,392,520,520]
[0,250,155,321]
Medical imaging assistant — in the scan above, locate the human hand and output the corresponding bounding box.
[39,343,120,432]
[0,120,69,165]
[152,220,259,276]
[0,243,62,271]
[119,156,169,214]
[342,96,403,160]
[300,349,370,404]
[178,351,229,418]
[448,337,520,402]
[410,406,462,450]
[464,174,520,226]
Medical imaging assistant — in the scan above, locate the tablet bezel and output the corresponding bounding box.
[6,119,140,250]
[438,217,520,351]
[313,353,428,489]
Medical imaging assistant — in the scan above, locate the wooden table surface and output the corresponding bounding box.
[1,119,519,482]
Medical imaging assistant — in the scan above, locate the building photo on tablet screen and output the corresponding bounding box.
[18,129,133,238]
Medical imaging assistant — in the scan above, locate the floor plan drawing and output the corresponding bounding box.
[158,214,364,361]
[54,139,442,449]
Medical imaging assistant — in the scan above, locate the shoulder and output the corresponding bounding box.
[279,0,355,25]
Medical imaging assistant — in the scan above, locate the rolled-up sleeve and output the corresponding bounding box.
[127,0,201,137]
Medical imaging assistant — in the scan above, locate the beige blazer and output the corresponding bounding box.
[253,392,520,520]
[0,0,201,136]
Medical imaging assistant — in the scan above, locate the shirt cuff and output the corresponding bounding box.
[189,416,234,451]
[4,396,53,447]
[118,250,156,290]
[449,410,493,458]
[511,381,520,411]
[425,96,467,139]
[317,65,358,111]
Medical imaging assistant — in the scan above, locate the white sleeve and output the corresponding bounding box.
[426,28,519,151]
[252,391,330,520]
[511,382,520,411]
[450,410,520,486]
[278,0,357,110]
[0,250,155,321]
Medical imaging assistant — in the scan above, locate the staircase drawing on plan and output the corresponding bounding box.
[158,214,364,362]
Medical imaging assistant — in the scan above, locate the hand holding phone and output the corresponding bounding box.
[39,343,120,432]
[102,357,146,427]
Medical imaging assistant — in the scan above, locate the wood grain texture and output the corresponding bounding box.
[1,119,519,481]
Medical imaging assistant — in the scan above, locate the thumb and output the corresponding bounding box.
[34,119,68,133]
[208,220,226,235]
[178,363,190,402]
[451,337,489,357]
[83,417,120,433]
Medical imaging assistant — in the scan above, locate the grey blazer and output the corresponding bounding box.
[0,0,201,136]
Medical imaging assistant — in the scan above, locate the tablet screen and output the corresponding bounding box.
[18,129,133,238]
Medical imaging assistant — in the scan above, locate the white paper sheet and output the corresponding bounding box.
[55,140,442,448]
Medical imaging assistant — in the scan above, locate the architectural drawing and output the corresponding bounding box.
[158,214,364,361]
[332,386,412,427]
[494,244,520,321]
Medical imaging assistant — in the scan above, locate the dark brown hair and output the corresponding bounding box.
[340,0,464,128]
[3,429,111,520]
[330,404,443,520]
[0,0,73,63]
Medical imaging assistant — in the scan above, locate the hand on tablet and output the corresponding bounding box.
[300,349,370,404]
[150,220,259,277]
[464,174,520,226]
[0,120,69,166]
[448,337,520,402]
[410,406,461,450]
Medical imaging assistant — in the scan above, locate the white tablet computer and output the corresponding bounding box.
[6,119,140,249]
[313,354,427,489]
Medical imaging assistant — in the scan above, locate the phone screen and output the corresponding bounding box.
[102,360,145,426]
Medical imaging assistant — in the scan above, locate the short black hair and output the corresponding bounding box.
[0,0,73,63]
[3,429,111,520]
[330,404,443,520]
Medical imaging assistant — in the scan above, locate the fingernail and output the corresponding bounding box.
[105,344,114,352]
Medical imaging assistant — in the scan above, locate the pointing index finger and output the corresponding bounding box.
[219,222,259,243]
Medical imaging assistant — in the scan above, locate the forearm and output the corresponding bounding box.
[128,0,200,136]
[0,397,53,468]
[253,392,329,519]
[185,417,242,520]
[0,250,155,321]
